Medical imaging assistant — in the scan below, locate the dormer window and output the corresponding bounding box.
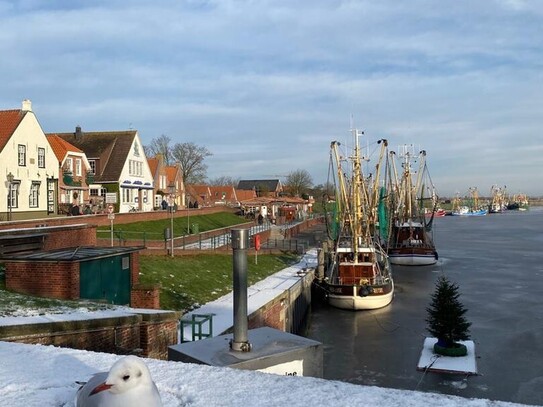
[64,157,73,173]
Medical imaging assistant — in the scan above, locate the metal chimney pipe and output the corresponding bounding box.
[230,228,251,352]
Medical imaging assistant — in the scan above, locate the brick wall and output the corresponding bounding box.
[139,319,179,359]
[131,285,160,309]
[43,225,97,249]
[0,206,232,231]
[130,251,140,285]
[248,297,286,331]
[0,311,181,360]
[6,261,80,300]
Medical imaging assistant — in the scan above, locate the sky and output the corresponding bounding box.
[1,0,542,197]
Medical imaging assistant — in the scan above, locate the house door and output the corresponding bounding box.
[80,256,131,305]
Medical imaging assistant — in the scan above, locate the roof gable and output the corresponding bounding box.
[46,134,83,162]
[51,129,137,181]
[0,109,26,151]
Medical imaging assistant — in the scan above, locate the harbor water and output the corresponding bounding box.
[306,208,543,406]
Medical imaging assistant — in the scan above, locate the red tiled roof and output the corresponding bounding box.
[147,157,159,176]
[46,134,83,162]
[0,109,26,151]
[236,189,257,201]
[165,166,178,185]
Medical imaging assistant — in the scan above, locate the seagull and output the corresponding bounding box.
[75,355,163,407]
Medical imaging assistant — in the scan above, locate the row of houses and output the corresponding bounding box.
[1,100,312,221]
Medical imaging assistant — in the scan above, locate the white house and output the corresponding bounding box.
[0,100,59,221]
[52,127,155,213]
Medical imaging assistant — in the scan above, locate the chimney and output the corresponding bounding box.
[21,99,32,112]
[75,126,82,139]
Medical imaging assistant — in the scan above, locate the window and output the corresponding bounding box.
[75,158,82,176]
[29,182,40,207]
[129,160,143,176]
[18,145,26,166]
[89,160,96,174]
[90,188,106,197]
[38,148,45,168]
[64,157,73,172]
[8,182,19,208]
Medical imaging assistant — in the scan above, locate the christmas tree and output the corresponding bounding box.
[426,275,471,356]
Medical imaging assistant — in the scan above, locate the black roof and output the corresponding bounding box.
[237,179,282,191]
[0,246,143,262]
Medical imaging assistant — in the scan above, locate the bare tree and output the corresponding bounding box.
[208,176,239,186]
[285,169,313,197]
[171,142,212,184]
[144,134,172,164]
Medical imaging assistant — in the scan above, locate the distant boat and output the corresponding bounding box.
[425,208,447,217]
[507,193,530,211]
[451,188,488,216]
[315,129,394,310]
[386,146,438,266]
[488,185,508,213]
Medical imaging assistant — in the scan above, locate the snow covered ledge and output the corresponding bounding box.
[0,340,531,407]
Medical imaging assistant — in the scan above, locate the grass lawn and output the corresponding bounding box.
[139,252,300,312]
[98,212,248,240]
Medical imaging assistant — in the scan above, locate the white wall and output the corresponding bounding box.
[0,110,58,216]
[117,132,155,213]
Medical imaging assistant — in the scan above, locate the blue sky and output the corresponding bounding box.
[1,0,541,196]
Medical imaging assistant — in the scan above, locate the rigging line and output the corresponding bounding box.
[415,354,441,391]
[370,312,401,333]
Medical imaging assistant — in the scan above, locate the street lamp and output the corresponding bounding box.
[6,172,14,221]
[168,183,176,257]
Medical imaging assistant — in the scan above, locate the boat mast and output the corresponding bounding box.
[351,127,364,253]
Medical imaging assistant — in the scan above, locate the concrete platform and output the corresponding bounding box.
[169,326,323,377]
[417,337,477,375]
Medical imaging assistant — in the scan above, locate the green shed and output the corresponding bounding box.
[2,246,143,306]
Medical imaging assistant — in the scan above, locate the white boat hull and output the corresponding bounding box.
[327,281,394,310]
[389,255,437,266]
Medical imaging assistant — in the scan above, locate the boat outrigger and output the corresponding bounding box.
[315,129,394,310]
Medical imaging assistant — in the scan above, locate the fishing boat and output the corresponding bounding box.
[507,193,529,211]
[451,188,488,216]
[316,129,394,310]
[488,185,508,213]
[425,208,447,217]
[386,146,438,266]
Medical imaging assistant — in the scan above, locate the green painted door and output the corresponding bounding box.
[80,256,131,305]
[80,259,102,300]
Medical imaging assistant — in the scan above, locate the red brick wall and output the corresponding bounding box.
[0,206,232,231]
[131,285,160,309]
[248,297,286,331]
[6,262,80,300]
[130,252,140,285]
[43,225,97,249]
[0,312,179,360]
[139,320,179,359]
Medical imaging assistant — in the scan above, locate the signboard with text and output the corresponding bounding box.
[105,193,117,203]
